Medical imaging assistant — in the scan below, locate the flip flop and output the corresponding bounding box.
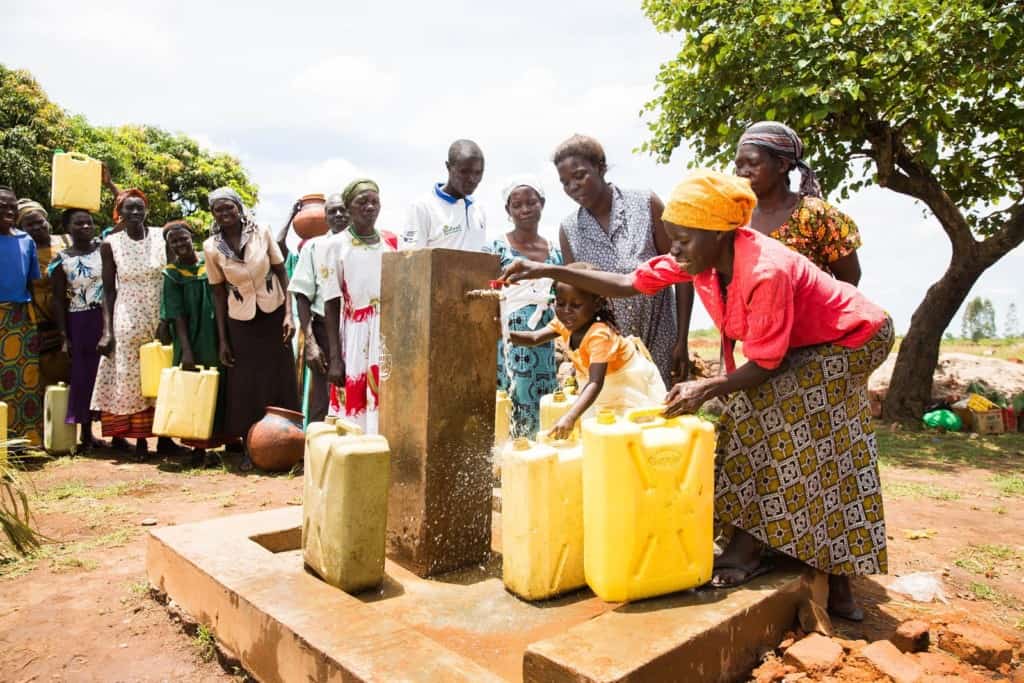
[709,560,775,589]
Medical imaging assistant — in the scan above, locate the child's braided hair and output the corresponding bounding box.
[564,262,619,331]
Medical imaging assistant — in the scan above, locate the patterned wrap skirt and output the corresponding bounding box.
[715,316,894,576]
[0,302,42,444]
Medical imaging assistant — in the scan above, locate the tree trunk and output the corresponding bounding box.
[883,254,988,421]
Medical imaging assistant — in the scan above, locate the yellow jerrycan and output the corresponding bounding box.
[43,383,77,455]
[303,417,391,593]
[152,366,219,440]
[494,390,512,449]
[139,340,173,398]
[501,436,586,601]
[539,389,577,437]
[582,408,716,602]
[51,152,102,212]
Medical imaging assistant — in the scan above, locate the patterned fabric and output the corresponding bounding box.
[91,229,166,418]
[56,247,104,312]
[715,316,894,575]
[560,184,676,385]
[0,302,42,444]
[33,235,73,385]
[772,196,862,272]
[491,238,560,439]
[323,230,398,434]
[100,408,155,439]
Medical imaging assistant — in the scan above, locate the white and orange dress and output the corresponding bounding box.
[548,318,666,416]
[322,229,397,433]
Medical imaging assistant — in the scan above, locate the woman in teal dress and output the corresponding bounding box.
[491,177,562,438]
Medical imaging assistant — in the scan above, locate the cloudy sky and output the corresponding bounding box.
[5,0,1021,334]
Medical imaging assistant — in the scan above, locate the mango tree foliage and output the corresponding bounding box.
[641,0,1023,420]
[0,65,257,236]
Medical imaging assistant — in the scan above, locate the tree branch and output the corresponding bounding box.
[865,119,975,255]
[977,202,1024,266]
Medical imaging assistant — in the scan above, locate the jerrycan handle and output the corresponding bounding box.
[333,417,364,436]
[64,152,93,162]
[625,407,672,429]
[537,433,578,448]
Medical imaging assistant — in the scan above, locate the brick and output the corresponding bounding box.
[892,619,931,653]
[938,623,1013,670]
[379,249,501,577]
[860,639,923,683]
[783,633,844,672]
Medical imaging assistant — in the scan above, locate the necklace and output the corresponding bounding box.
[348,225,380,246]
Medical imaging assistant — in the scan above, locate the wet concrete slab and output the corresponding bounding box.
[147,507,808,682]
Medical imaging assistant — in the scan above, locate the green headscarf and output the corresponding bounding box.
[342,179,380,207]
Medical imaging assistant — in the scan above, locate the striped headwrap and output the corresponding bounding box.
[16,199,47,226]
[737,121,822,198]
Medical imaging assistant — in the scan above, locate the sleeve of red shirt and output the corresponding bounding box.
[741,275,795,370]
[631,254,691,295]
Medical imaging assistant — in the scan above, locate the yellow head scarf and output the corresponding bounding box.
[662,169,757,231]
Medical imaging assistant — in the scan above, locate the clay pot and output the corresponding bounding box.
[246,406,305,472]
[292,193,328,239]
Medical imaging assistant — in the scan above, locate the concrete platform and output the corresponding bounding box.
[147,507,811,682]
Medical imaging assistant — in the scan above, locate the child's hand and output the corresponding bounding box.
[548,416,576,440]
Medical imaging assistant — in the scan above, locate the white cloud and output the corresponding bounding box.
[287,55,399,129]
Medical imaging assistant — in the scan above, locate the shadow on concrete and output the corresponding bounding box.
[427,553,503,586]
[354,573,408,603]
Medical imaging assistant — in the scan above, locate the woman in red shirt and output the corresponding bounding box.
[501,169,893,621]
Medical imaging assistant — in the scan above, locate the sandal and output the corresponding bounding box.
[709,560,775,589]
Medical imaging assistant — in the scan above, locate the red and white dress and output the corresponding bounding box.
[323,229,397,433]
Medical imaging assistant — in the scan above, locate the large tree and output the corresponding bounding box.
[641,0,1023,420]
[0,65,257,236]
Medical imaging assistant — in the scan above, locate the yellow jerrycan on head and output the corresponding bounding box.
[303,417,391,593]
[582,408,716,602]
[501,436,586,601]
[51,152,102,212]
[44,383,77,455]
[152,366,219,440]
[139,341,173,398]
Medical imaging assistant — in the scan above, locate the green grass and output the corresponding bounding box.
[0,526,137,579]
[954,544,1023,575]
[194,624,217,663]
[992,474,1024,497]
[938,337,1024,362]
[883,481,961,501]
[875,428,1024,470]
[971,582,999,601]
[36,478,159,503]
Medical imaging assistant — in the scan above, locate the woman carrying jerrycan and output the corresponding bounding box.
[502,169,892,621]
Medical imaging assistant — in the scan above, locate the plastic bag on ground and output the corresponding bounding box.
[922,409,962,431]
[889,572,949,603]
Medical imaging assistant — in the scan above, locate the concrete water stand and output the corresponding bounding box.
[147,506,812,682]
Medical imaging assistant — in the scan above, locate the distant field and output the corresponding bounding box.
[687,330,1024,364]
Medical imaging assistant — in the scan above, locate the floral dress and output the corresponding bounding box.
[490,238,562,438]
[324,230,398,434]
[91,229,166,430]
[771,196,862,273]
[52,246,104,424]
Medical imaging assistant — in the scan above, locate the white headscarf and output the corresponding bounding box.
[500,175,545,208]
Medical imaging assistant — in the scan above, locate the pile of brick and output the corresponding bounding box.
[751,618,1020,682]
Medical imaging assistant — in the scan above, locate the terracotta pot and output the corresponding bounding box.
[246,406,305,472]
[292,193,328,239]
